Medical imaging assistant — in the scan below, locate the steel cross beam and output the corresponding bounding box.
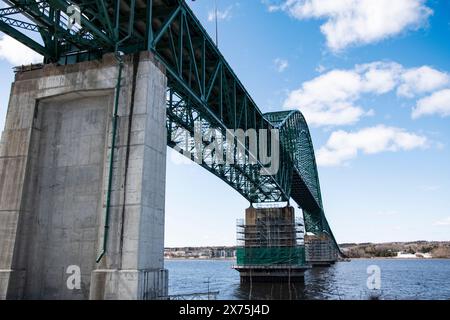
[0,0,113,60]
[166,89,283,203]
[153,1,293,203]
[0,16,48,55]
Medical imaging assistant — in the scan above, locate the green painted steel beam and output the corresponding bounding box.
[47,0,114,45]
[0,16,41,32]
[2,1,102,53]
[0,18,48,56]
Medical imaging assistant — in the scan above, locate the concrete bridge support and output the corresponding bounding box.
[0,51,168,299]
[305,235,338,267]
[234,206,310,282]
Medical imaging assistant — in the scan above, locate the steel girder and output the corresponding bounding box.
[0,0,117,60]
[166,89,286,203]
[159,1,291,203]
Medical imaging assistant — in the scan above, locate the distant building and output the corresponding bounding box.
[164,247,236,259]
[395,252,432,259]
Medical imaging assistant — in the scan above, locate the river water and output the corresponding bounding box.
[166,259,450,300]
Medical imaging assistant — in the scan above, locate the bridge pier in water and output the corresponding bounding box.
[234,206,310,282]
[0,52,168,300]
[305,235,338,267]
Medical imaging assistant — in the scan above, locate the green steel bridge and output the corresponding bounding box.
[0,0,341,253]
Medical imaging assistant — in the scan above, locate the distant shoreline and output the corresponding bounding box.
[165,241,450,260]
[164,257,450,261]
[165,257,235,261]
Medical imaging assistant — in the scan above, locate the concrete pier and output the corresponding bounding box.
[234,206,310,282]
[305,235,338,267]
[235,265,310,283]
[0,51,168,299]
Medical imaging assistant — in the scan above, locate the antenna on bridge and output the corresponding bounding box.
[191,0,219,47]
[214,0,219,47]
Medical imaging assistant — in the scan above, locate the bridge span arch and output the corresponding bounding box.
[264,110,339,250]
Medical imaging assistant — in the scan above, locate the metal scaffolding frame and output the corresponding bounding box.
[235,206,308,267]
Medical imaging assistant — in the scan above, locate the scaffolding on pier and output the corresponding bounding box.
[235,206,307,267]
[304,234,338,263]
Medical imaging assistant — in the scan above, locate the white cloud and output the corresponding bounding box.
[434,217,450,226]
[398,66,450,98]
[0,35,42,65]
[356,62,403,94]
[316,125,428,166]
[284,69,367,126]
[208,6,233,22]
[274,58,289,72]
[412,89,450,119]
[283,61,450,126]
[419,185,440,192]
[315,64,326,73]
[283,62,401,126]
[266,0,432,51]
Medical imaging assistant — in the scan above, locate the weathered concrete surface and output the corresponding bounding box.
[0,51,168,299]
[305,234,338,267]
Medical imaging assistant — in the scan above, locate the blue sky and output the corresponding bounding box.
[1,0,449,245]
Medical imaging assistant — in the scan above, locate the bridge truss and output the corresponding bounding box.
[0,0,340,251]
